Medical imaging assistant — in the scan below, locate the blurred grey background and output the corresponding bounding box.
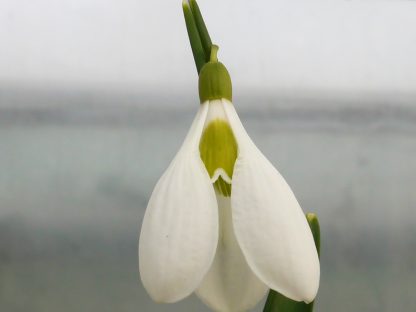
[1,1,416,311]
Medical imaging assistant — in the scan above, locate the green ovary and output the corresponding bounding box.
[199,119,238,197]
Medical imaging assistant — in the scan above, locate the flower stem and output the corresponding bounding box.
[306,213,321,258]
[189,0,212,61]
[182,0,213,73]
[183,1,206,73]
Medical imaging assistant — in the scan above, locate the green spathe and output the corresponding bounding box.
[199,45,232,103]
[199,119,237,196]
[182,0,212,73]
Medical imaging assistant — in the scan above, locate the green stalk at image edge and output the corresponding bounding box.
[182,1,321,311]
[263,213,321,312]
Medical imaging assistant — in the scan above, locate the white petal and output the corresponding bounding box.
[223,100,320,303]
[196,195,268,312]
[203,99,228,128]
[139,103,219,303]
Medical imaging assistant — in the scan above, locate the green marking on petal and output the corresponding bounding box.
[214,176,232,197]
[199,119,237,197]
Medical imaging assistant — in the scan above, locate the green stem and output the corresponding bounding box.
[182,0,206,73]
[189,0,212,61]
[306,213,320,258]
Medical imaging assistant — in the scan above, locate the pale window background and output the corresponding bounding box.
[1,1,416,311]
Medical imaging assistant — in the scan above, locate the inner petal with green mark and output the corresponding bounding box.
[199,102,238,197]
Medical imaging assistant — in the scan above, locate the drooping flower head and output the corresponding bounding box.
[139,2,319,312]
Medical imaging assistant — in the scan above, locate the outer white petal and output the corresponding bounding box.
[223,100,320,303]
[196,195,268,312]
[139,103,219,303]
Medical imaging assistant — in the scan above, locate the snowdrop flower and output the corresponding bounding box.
[139,46,320,312]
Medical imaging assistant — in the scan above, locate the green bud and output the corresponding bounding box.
[198,45,232,103]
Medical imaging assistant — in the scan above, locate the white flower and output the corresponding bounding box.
[138,98,320,312]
